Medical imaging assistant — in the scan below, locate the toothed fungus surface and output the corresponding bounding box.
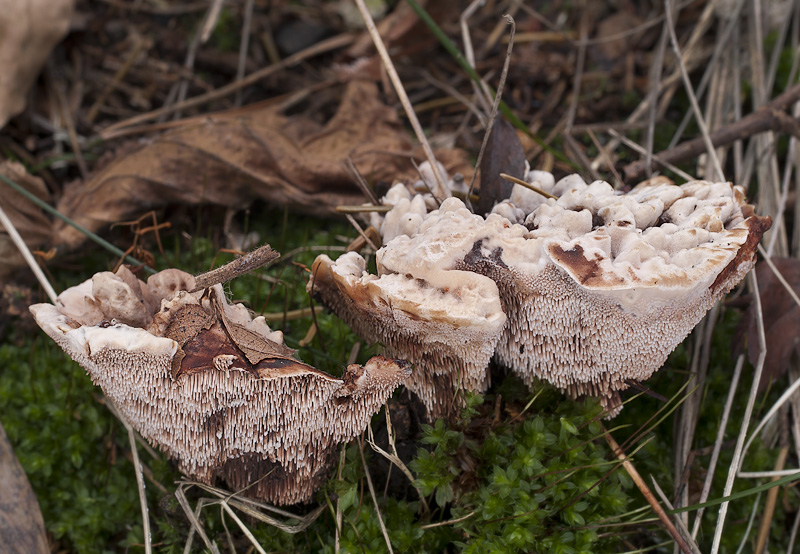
[312,170,770,416]
[31,266,410,505]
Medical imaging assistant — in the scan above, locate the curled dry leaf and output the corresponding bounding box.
[0,0,75,128]
[0,421,49,554]
[311,167,770,419]
[52,80,470,249]
[738,257,800,389]
[0,162,52,278]
[30,249,410,505]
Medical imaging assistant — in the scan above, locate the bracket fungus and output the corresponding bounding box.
[310,165,770,417]
[30,247,410,505]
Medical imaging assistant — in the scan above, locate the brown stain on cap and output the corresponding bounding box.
[548,244,624,287]
[710,214,772,295]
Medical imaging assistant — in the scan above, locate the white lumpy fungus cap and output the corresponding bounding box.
[312,172,770,416]
[31,265,410,505]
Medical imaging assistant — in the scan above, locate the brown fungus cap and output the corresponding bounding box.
[31,264,409,505]
[314,172,770,416]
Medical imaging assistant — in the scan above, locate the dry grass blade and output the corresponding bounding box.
[176,490,220,554]
[691,355,745,539]
[353,0,445,197]
[358,437,393,553]
[649,478,702,554]
[100,33,355,136]
[0,203,56,303]
[711,271,767,554]
[664,0,724,181]
[366,407,430,512]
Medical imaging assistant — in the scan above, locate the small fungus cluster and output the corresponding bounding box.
[31,260,410,505]
[310,165,771,418]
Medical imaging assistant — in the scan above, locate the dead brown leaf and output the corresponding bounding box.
[54,81,472,249]
[739,257,800,388]
[0,162,52,277]
[0,420,49,553]
[0,0,75,128]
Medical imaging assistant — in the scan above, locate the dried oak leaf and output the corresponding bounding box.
[0,0,75,128]
[0,162,52,278]
[53,80,468,249]
[30,263,410,505]
[739,257,800,388]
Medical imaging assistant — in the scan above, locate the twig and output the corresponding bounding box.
[192,244,279,291]
[0,203,57,303]
[649,478,702,554]
[336,205,393,214]
[624,82,800,180]
[754,447,789,554]
[603,427,693,554]
[499,173,557,200]
[346,158,380,206]
[354,0,446,198]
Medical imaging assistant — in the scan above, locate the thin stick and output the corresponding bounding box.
[345,214,379,252]
[192,244,279,291]
[604,428,693,554]
[711,271,767,553]
[346,158,380,206]
[0,204,57,303]
[499,173,557,200]
[754,446,789,554]
[353,0,446,197]
[358,437,393,553]
[460,0,492,113]
[466,15,516,208]
[336,205,393,214]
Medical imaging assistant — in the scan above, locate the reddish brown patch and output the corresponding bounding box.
[710,215,772,295]
[549,244,624,287]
